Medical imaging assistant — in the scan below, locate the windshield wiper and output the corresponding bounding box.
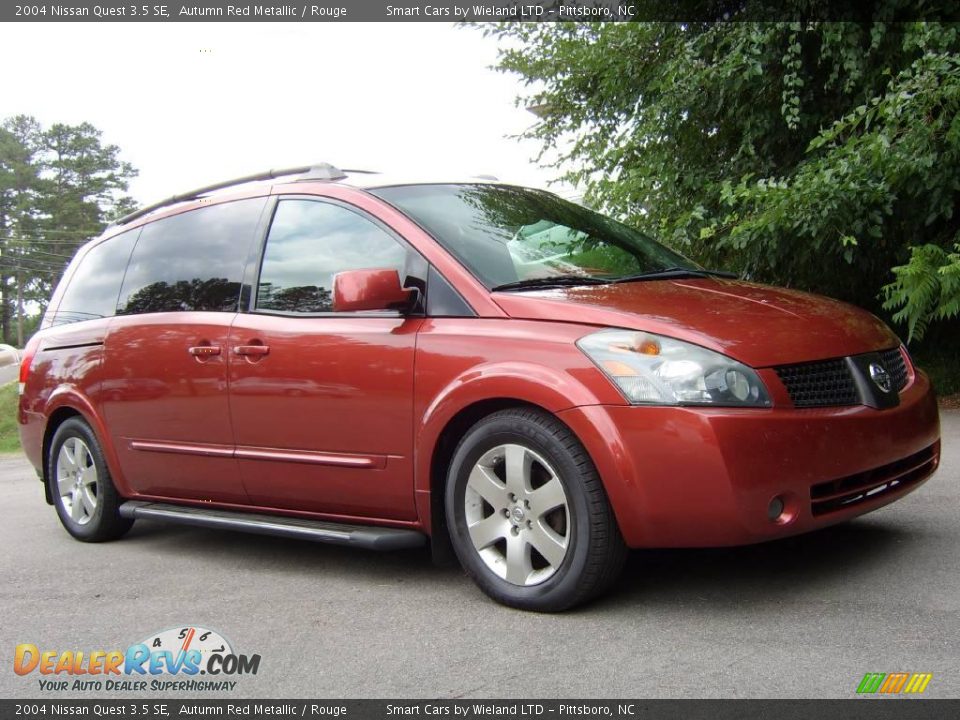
[491,276,612,292]
[613,267,739,283]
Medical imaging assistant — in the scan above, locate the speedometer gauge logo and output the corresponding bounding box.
[137,626,233,672]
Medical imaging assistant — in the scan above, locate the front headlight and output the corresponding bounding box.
[577,329,771,407]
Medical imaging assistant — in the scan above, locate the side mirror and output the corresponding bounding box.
[332,268,415,313]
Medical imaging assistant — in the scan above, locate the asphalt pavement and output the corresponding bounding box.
[0,362,17,385]
[1,412,957,699]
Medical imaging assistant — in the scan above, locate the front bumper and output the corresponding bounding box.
[558,370,941,548]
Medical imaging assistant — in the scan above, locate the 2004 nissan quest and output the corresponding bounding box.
[19,163,941,611]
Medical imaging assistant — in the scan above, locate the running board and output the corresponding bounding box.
[118,501,426,551]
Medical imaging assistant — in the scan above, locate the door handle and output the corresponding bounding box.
[188,345,222,357]
[234,345,270,357]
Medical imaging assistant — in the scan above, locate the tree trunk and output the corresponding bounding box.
[15,270,23,347]
[0,271,10,346]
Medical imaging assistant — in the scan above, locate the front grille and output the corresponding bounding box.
[775,358,858,408]
[879,347,909,392]
[775,347,910,408]
[810,443,938,516]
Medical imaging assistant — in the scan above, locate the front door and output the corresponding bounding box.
[228,198,422,519]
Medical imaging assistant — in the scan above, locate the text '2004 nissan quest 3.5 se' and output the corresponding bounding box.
[19,164,941,611]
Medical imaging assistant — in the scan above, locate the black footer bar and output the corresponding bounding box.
[4,699,959,720]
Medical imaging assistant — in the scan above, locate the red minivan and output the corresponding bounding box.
[19,164,941,611]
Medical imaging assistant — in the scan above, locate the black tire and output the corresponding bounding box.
[47,417,133,542]
[445,408,627,611]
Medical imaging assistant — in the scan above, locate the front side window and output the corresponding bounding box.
[117,197,266,315]
[51,228,139,325]
[256,200,408,314]
[371,184,698,289]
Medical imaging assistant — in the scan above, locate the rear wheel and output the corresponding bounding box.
[48,417,133,542]
[445,408,626,611]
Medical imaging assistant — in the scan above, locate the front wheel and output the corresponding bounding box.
[48,417,133,542]
[445,408,626,611]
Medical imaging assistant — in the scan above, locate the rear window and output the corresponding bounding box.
[49,229,139,326]
[117,198,266,315]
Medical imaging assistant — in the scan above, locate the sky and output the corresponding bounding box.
[0,22,563,205]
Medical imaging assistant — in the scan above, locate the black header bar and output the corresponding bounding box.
[4,0,960,22]
[2,699,960,720]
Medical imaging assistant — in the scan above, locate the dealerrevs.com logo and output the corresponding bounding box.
[14,626,261,692]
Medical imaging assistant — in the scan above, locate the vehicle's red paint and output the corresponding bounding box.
[409,318,631,530]
[226,313,422,520]
[558,369,940,547]
[18,179,942,551]
[101,312,248,504]
[332,268,414,313]
[18,318,126,493]
[492,279,899,367]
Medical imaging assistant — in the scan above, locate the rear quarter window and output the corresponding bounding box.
[49,228,139,326]
[117,197,266,315]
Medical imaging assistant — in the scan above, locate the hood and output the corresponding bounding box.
[491,278,899,368]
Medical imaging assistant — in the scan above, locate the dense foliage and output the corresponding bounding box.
[0,115,136,345]
[487,21,960,341]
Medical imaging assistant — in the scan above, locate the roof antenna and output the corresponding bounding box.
[297,163,348,181]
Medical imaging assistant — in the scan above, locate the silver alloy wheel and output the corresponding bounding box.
[56,437,99,526]
[464,443,570,586]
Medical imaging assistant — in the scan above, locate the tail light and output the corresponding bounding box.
[18,335,41,395]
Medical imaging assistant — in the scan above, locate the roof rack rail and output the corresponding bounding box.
[112,162,347,227]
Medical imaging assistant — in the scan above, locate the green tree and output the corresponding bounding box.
[0,116,44,346]
[0,116,137,344]
[486,19,960,341]
[40,121,138,234]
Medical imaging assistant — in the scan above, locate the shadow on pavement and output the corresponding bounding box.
[602,517,912,610]
[123,519,445,579]
[121,513,913,609]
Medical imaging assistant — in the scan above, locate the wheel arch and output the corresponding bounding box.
[41,406,84,505]
[40,388,129,501]
[416,360,618,495]
[424,398,629,607]
[420,392,623,569]
[423,397,555,563]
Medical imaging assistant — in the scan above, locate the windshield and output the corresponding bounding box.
[370,184,699,289]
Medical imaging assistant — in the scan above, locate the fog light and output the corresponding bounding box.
[767,496,785,522]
